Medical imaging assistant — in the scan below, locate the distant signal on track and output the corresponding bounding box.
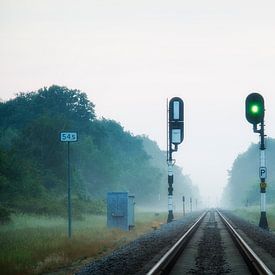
[245,92,268,230]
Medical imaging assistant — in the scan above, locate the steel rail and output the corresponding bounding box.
[217,209,273,275]
[147,211,207,275]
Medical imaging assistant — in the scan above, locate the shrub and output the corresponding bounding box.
[0,205,11,224]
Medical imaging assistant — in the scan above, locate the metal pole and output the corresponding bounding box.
[167,100,174,223]
[68,141,72,238]
[182,196,185,216]
[259,120,268,230]
[190,197,192,212]
[167,145,174,223]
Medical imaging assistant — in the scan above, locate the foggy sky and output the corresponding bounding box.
[1,0,275,204]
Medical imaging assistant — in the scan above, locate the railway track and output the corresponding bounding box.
[147,209,274,275]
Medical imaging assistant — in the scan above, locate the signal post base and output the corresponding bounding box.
[167,210,174,223]
[259,212,269,230]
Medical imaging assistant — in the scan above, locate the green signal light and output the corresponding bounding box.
[251,105,259,114]
[245,93,265,125]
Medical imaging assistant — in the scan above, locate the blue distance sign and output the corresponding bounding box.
[60,132,78,142]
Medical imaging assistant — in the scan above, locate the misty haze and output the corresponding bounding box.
[1,1,275,274]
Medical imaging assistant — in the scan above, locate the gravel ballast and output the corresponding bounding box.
[221,210,275,257]
[76,212,203,275]
[190,210,230,274]
[76,210,275,274]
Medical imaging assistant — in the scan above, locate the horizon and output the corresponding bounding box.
[1,0,275,204]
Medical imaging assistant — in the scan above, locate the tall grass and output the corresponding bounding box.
[233,204,275,232]
[0,211,167,275]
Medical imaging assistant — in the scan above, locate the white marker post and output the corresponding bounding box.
[258,126,268,229]
[60,132,78,238]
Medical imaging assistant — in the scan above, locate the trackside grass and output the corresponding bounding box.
[233,204,275,232]
[0,211,169,275]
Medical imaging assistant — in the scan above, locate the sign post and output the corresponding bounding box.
[167,97,184,223]
[60,132,78,238]
[182,196,185,216]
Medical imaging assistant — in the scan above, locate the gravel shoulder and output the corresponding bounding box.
[220,209,275,273]
[76,212,203,275]
[76,210,275,274]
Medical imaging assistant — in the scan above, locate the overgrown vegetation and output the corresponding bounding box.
[0,211,168,275]
[0,205,11,224]
[233,204,275,232]
[0,85,199,216]
[0,85,200,274]
[221,139,275,208]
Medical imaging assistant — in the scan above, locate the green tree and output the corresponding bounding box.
[222,138,275,208]
[0,85,199,215]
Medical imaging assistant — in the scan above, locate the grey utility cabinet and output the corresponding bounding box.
[107,192,135,231]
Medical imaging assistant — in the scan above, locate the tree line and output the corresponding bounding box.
[222,138,275,208]
[0,85,199,218]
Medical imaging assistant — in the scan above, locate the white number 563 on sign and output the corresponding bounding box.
[60,132,78,142]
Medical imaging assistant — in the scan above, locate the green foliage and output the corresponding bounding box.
[0,85,95,130]
[222,138,275,208]
[0,85,197,216]
[0,205,11,224]
[233,204,275,231]
[0,211,167,274]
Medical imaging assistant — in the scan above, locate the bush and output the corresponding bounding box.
[77,198,106,215]
[0,205,11,224]
[7,196,106,220]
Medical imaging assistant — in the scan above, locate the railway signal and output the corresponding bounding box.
[167,97,184,223]
[245,93,265,125]
[245,93,268,230]
[169,98,184,145]
[60,131,78,238]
